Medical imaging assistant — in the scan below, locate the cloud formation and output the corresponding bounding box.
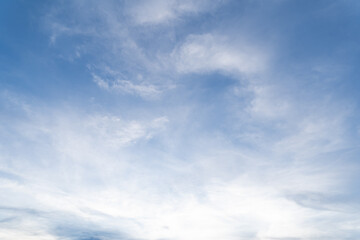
[126,0,222,25]
[1,0,360,240]
[173,33,267,75]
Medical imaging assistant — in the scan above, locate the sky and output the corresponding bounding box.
[1,0,360,239]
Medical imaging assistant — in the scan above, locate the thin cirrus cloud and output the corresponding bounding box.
[172,33,267,75]
[1,0,360,240]
[126,0,223,25]
[92,72,164,99]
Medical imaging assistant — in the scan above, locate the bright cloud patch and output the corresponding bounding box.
[173,34,267,75]
[127,0,221,25]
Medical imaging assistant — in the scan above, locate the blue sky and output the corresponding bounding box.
[1,0,360,239]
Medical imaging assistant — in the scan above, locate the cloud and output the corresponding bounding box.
[126,0,222,25]
[1,90,360,239]
[46,1,180,99]
[274,113,350,159]
[246,84,291,119]
[92,73,163,99]
[172,33,267,75]
[0,207,55,240]
[2,1,360,239]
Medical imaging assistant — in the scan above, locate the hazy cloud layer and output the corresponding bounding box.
[1,0,360,240]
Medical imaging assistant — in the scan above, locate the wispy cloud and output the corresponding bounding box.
[172,33,267,75]
[1,0,360,239]
[92,73,164,99]
[1,91,359,240]
[126,0,222,25]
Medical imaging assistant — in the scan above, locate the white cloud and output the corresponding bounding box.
[246,84,291,119]
[92,73,163,99]
[172,33,267,75]
[0,229,56,240]
[274,112,349,159]
[4,1,360,239]
[127,0,222,25]
[0,96,358,240]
